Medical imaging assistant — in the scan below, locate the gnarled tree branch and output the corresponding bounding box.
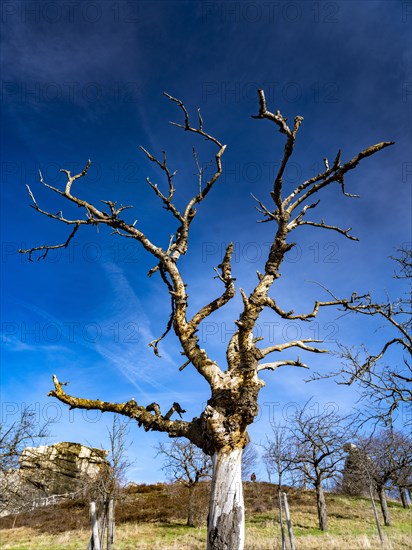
[48,375,204,444]
[259,339,328,359]
[228,89,393,377]
[188,243,236,332]
[257,358,309,372]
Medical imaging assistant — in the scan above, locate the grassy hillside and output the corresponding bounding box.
[0,482,410,549]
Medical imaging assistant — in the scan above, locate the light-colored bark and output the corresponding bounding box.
[208,448,244,550]
[90,501,101,550]
[282,492,296,550]
[315,481,328,531]
[19,90,393,549]
[369,483,385,546]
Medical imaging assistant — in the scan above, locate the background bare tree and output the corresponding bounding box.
[286,401,351,531]
[156,438,257,526]
[81,416,132,550]
[355,428,412,526]
[156,438,212,527]
[87,416,132,501]
[389,431,412,509]
[241,442,258,482]
[19,90,392,550]
[263,423,294,488]
[263,423,294,549]
[0,407,49,515]
[316,247,412,426]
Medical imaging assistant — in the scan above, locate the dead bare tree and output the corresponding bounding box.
[19,90,393,549]
[286,400,350,531]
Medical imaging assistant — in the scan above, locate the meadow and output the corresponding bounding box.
[0,483,410,549]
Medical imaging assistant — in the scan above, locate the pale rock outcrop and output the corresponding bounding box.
[19,442,108,495]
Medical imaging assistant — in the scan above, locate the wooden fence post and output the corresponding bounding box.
[369,483,385,548]
[282,492,296,550]
[107,499,115,550]
[99,502,107,550]
[278,489,286,550]
[89,501,101,550]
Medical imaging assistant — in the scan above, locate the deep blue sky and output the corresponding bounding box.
[1,0,411,482]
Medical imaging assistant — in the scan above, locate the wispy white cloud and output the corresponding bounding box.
[95,262,177,396]
[1,334,67,354]
[12,279,175,397]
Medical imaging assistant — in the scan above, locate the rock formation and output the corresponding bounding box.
[19,442,109,495]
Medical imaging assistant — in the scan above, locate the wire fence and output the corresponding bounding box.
[30,492,76,510]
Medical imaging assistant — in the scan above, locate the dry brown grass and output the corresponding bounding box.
[1,522,410,550]
[0,483,410,549]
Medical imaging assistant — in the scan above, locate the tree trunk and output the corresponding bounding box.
[207,447,244,550]
[377,485,391,526]
[187,484,195,527]
[315,481,328,531]
[399,487,409,509]
[302,464,309,490]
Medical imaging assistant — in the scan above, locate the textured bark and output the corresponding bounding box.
[19,90,393,549]
[377,485,391,526]
[399,487,409,509]
[208,448,244,550]
[315,481,328,531]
